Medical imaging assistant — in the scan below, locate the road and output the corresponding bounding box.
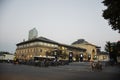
[0,62,120,80]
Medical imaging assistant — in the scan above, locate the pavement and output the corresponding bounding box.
[50,62,120,73]
[0,62,120,80]
[103,64,120,73]
[51,62,91,72]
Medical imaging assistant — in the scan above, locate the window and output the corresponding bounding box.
[40,49,42,52]
[54,45,58,47]
[47,43,50,46]
[38,42,43,45]
[62,46,65,50]
[51,44,54,47]
[32,48,34,52]
[26,44,30,47]
[34,42,39,45]
[44,43,47,46]
[30,43,34,46]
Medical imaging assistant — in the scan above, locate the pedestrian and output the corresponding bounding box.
[91,61,96,71]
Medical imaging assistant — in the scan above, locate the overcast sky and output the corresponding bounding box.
[0,0,120,53]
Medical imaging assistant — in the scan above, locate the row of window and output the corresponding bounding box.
[18,42,58,48]
[16,48,44,54]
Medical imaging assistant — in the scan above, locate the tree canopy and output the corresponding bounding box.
[102,0,120,33]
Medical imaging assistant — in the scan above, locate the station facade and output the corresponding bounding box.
[72,39,100,61]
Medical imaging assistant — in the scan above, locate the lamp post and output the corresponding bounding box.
[88,54,91,61]
[69,51,73,62]
[94,55,97,60]
[54,49,58,61]
[80,54,83,62]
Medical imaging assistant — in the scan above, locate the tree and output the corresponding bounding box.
[105,41,118,63]
[102,0,120,33]
[105,41,112,54]
[61,52,68,59]
[116,41,120,56]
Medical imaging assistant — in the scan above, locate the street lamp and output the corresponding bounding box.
[54,49,58,61]
[80,54,83,62]
[88,54,91,61]
[80,54,83,57]
[94,55,97,60]
[69,51,73,62]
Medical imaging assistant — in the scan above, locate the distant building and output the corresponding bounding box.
[28,28,38,40]
[72,39,100,61]
[16,31,86,61]
[97,51,109,61]
[0,53,15,62]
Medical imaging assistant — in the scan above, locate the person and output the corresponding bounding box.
[91,61,96,71]
[41,59,46,67]
[95,61,102,71]
[7,59,10,63]
[110,58,114,66]
[13,58,18,64]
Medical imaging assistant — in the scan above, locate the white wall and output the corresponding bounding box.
[0,55,4,60]
[2,54,15,60]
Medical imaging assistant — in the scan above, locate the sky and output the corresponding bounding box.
[0,0,120,53]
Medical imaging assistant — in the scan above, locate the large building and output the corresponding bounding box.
[15,37,86,61]
[72,39,100,61]
[15,29,86,61]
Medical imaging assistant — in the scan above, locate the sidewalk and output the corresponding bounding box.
[102,64,120,73]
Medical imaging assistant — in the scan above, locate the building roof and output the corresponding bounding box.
[72,39,100,48]
[38,36,59,44]
[59,43,86,51]
[72,39,88,44]
[17,36,59,45]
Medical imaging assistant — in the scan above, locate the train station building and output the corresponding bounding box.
[72,39,101,61]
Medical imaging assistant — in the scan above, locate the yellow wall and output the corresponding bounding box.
[16,44,85,61]
[15,46,55,60]
[72,44,97,61]
[98,55,109,61]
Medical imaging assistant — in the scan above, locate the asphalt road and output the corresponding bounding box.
[0,63,119,80]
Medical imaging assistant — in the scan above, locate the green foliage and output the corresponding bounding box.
[0,51,10,54]
[102,0,120,33]
[50,49,68,59]
[61,52,68,59]
[105,41,111,53]
[105,41,120,63]
[116,41,120,56]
